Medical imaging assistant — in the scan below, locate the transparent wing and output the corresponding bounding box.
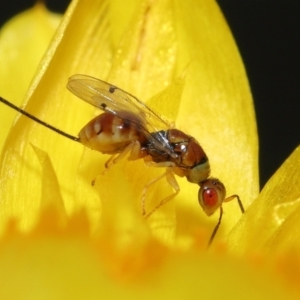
[67,74,171,132]
[67,74,174,153]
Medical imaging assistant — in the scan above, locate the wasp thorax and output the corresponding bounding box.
[198,178,226,216]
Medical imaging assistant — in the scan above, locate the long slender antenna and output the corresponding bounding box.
[207,206,223,248]
[0,96,80,142]
[207,195,244,248]
[235,195,245,213]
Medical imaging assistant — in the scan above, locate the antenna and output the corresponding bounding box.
[0,96,80,142]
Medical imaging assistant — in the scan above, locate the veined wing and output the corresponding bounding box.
[67,74,174,154]
[67,74,171,132]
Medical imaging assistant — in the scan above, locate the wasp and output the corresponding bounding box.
[0,74,244,247]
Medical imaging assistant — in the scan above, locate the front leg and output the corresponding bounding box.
[141,168,180,218]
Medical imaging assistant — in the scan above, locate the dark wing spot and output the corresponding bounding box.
[109,86,116,93]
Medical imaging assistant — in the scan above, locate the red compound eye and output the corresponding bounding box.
[202,188,218,208]
[198,178,226,216]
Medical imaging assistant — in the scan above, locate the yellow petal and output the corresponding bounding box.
[228,145,300,253]
[0,3,61,151]
[0,222,295,299]
[2,1,297,298]
[31,144,67,218]
[157,254,293,299]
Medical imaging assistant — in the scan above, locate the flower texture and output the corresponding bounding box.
[0,0,299,299]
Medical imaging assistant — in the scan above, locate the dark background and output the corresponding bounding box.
[0,0,299,189]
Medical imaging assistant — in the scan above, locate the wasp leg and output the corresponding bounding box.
[104,154,118,169]
[96,142,142,181]
[113,141,141,165]
[104,141,142,169]
[96,154,118,180]
[144,160,176,168]
[142,168,180,218]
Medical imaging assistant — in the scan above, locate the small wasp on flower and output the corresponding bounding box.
[0,74,244,247]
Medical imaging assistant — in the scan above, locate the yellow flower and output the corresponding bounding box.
[0,3,61,152]
[0,0,299,298]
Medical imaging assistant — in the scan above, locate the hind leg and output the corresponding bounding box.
[103,140,142,169]
[96,141,142,181]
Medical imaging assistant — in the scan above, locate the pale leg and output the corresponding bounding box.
[142,168,180,218]
[103,141,142,169]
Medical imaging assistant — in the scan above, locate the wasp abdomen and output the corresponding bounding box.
[79,111,147,154]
